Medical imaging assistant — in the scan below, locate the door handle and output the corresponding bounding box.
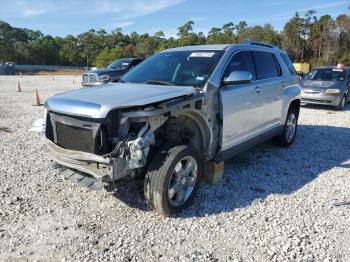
[254,85,262,93]
[281,81,286,87]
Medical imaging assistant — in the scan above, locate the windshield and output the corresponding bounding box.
[121,50,223,87]
[107,59,131,70]
[305,68,346,82]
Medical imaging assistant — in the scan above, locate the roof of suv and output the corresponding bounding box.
[163,44,230,52]
[163,41,283,53]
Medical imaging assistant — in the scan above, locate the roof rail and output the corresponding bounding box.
[243,40,276,49]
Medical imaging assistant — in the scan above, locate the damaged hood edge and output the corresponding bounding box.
[45,83,196,118]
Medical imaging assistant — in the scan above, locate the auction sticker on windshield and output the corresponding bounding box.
[190,52,215,57]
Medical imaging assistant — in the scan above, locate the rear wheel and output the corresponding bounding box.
[336,95,346,111]
[144,145,203,216]
[273,107,298,147]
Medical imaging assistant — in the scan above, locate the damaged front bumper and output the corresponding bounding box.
[46,138,113,180]
[45,131,153,182]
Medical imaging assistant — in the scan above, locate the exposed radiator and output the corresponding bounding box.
[56,122,94,153]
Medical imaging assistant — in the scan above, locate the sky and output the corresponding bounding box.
[0,0,349,37]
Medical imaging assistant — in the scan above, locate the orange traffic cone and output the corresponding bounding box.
[16,81,22,92]
[32,88,42,106]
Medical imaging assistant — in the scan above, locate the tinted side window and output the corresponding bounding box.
[133,59,143,66]
[252,51,280,80]
[223,51,256,80]
[280,53,297,76]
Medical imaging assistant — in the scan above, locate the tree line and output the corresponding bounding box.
[0,9,349,68]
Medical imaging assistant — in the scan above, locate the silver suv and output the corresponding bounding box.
[41,41,301,216]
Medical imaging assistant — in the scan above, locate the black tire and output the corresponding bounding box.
[144,145,203,216]
[335,95,346,111]
[273,107,298,147]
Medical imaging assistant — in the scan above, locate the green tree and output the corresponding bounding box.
[207,27,223,44]
[29,35,60,64]
[59,35,84,66]
[0,11,349,68]
[135,36,159,57]
[124,43,135,57]
[0,21,16,61]
[236,21,248,35]
[177,21,194,38]
[94,47,126,67]
[154,31,165,38]
[281,13,304,62]
[336,14,350,64]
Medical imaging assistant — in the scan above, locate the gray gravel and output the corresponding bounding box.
[0,75,349,261]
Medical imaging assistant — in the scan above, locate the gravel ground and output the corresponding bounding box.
[0,75,349,261]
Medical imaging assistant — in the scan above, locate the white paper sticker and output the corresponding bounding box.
[189,52,215,58]
[196,76,205,81]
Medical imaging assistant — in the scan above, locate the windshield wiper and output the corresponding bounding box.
[144,80,174,86]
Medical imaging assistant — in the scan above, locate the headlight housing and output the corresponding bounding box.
[98,75,111,82]
[324,89,340,96]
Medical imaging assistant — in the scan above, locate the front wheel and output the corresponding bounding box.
[273,108,298,147]
[335,95,346,111]
[144,145,203,216]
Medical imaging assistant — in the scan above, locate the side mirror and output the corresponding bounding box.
[222,71,252,85]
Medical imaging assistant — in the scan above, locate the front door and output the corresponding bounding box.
[220,51,265,151]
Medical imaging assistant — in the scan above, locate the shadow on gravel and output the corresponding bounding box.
[103,124,350,218]
[104,178,150,212]
[179,124,350,218]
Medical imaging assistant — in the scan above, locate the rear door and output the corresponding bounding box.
[220,51,265,151]
[252,51,284,129]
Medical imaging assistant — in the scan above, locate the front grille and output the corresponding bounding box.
[56,122,94,153]
[82,73,98,83]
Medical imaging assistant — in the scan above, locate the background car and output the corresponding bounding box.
[0,62,15,75]
[300,65,350,110]
[81,58,143,86]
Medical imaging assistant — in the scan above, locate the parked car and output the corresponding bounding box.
[0,62,15,75]
[81,58,144,86]
[301,66,350,110]
[40,41,301,216]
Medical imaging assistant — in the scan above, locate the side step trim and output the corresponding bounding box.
[58,167,104,190]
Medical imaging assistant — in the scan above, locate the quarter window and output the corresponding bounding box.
[223,51,256,81]
[280,53,297,76]
[252,51,281,80]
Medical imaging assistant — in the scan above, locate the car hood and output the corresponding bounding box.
[301,80,346,92]
[45,83,195,118]
[85,68,124,75]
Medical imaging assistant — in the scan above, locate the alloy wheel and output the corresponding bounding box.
[285,113,297,143]
[168,156,198,206]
